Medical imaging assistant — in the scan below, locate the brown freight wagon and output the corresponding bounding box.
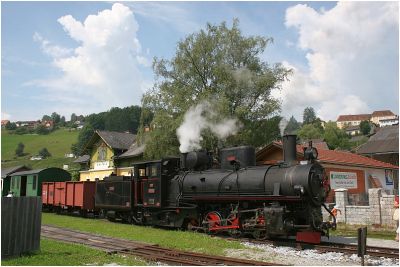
[42,181,97,216]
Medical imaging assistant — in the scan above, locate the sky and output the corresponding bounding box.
[1,1,399,122]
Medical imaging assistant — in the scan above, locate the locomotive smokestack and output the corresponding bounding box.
[180,153,188,170]
[283,134,297,165]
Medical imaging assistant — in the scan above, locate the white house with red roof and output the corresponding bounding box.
[256,140,398,205]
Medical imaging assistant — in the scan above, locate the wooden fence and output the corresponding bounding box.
[1,197,42,258]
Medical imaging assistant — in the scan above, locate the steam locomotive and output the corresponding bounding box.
[95,135,334,244]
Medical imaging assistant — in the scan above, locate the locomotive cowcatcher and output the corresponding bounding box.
[95,134,334,244]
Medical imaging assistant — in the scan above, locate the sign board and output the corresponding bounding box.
[94,161,110,170]
[330,171,358,189]
[385,170,394,186]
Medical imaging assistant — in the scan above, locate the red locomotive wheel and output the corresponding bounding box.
[204,211,222,234]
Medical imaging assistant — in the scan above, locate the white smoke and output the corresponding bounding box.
[279,117,288,136]
[176,101,241,153]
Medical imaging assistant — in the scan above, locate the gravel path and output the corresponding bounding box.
[225,241,399,266]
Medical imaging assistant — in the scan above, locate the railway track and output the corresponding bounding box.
[223,236,399,259]
[41,225,280,266]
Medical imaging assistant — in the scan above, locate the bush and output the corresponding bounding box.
[15,142,25,157]
[39,148,52,158]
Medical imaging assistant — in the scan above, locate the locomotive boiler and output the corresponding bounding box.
[95,134,334,244]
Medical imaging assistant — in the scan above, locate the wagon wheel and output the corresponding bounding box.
[226,214,242,238]
[203,211,222,234]
[253,229,268,240]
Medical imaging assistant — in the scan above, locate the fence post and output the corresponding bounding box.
[334,188,348,223]
[368,188,382,225]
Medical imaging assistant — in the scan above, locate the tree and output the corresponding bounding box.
[60,116,66,126]
[71,124,95,156]
[5,121,17,130]
[297,124,323,140]
[51,112,61,124]
[359,120,371,135]
[140,19,290,159]
[70,113,77,123]
[35,124,50,135]
[15,142,25,157]
[303,107,317,125]
[323,121,351,150]
[42,115,51,121]
[38,147,51,158]
[284,116,301,135]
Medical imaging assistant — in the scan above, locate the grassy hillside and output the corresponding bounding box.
[1,128,80,170]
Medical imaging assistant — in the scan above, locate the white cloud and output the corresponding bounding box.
[33,32,73,58]
[127,2,201,34]
[281,2,398,121]
[31,3,151,115]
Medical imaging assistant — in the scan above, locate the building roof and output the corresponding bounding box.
[73,155,90,163]
[115,143,145,159]
[371,110,395,117]
[256,141,398,170]
[337,114,371,122]
[357,125,399,155]
[1,166,31,179]
[85,130,136,151]
[11,169,46,176]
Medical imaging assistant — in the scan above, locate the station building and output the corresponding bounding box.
[256,141,398,205]
[76,130,144,181]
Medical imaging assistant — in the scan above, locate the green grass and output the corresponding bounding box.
[42,213,245,255]
[1,238,147,266]
[331,223,397,240]
[1,128,80,169]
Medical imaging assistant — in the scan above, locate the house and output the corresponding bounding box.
[256,140,398,205]
[1,120,10,126]
[336,114,371,129]
[16,120,40,129]
[370,110,397,125]
[1,165,31,196]
[77,130,144,181]
[378,116,399,127]
[357,125,399,167]
[344,125,360,136]
[41,120,54,129]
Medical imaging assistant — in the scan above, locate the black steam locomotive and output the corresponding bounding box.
[95,135,334,243]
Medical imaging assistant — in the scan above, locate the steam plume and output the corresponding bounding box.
[279,117,288,136]
[176,101,240,153]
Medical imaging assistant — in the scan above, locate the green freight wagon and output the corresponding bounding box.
[1,166,31,196]
[9,168,71,197]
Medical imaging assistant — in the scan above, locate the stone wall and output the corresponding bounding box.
[326,188,397,228]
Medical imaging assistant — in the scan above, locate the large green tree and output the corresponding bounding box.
[323,121,351,150]
[297,124,324,140]
[303,107,317,125]
[140,20,290,159]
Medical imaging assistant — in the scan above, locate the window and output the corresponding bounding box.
[139,168,146,177]
[150,165,158,177]
[98,146,107,161]
[32,175,37,190]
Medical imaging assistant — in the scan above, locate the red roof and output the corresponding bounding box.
[295,145,398,170]
[337,114,371,122]
[257,141,398,170]
[371,110,395,117]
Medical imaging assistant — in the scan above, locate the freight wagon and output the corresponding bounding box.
[9,168,71,197]
[42,181,97,216]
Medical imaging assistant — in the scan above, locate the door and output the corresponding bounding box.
[20,176,27,196]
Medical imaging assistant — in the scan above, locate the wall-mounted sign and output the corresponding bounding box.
[94,161,110,170]
[385,169,394,186]
[330,171,358,189]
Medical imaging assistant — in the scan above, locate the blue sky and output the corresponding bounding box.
[1,1,398,122]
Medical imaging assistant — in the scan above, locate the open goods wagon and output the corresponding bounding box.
[42,181,97,216]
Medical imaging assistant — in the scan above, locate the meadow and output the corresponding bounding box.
[1,128,80,169]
